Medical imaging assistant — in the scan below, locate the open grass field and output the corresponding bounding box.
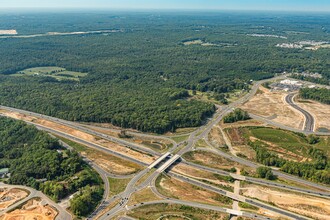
[126,203,229,220]
[241,127,330,160]
[108,177,131,197]
[133,139,169,153]
[12,66,87,81]
[155,174,233,207]
[182,150,256,175]
[172,163,234,192]
[127,188,161,206]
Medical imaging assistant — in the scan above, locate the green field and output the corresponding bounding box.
[108,177,131,197]
[12,66,87,81]
[241,127,330,158]
[127,203,229,220]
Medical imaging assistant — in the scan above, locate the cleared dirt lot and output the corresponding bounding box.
[208,125,226,147]
[0,188,28,210]
[1,110,155,164]
[241,86,304,129]
[241,183,330,220]
[0,198,57,220]
[295,98,330,132]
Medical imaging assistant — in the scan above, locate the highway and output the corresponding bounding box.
[126,200,274,220]
[194,147,330,192]
[0,105,161,157]
[0,116,150,167]
[1,74,329,220]
[285,93,315,132]
[182,160,330,199]
[249,113,329,136]
[167,172,311,220]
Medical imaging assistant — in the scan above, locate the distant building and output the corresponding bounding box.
[280,79,302,86]
[0,168,9,178]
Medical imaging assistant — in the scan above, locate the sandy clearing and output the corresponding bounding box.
[208,126,226,147]
[0,188,28,210]
[0,30,17,35]
[295,99,330,131]
[0,198,57,220]
[1,110,155,164]
[241,184,330,220]
[241,86,304,129]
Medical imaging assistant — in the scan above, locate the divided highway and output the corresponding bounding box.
[168,172,310,220]
[285,93,315,132]
[1,75,329,220]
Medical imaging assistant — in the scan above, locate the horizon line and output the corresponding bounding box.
[1,7,330,13]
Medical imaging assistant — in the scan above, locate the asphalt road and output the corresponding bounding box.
[16,119,150,167]
[0,105,161,157]
[168,172,311,220]
[195,147,330,192]
[1,75,328,220]
[285,93,315,132]
[249,113,329,136]
[182,160,330,199]
[126,199,274,220]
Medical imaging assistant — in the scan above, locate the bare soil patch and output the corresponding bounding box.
[0,188,28,210]
[241,86,304,129]
[241,184,330,220]
[0,198,57,220]
[208,126,226,147]
[296,98,330,131]
[225,127,245,145]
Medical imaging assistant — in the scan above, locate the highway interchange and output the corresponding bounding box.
[1,75,330,220]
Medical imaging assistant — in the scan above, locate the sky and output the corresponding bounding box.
[1,0,330,12]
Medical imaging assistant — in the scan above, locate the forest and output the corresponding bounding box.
[0,117,103,216]
[299,88,330,104]
[0,12,329,133]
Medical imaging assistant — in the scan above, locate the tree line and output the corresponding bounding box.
[299,88,330,104]
[0,117,103,216]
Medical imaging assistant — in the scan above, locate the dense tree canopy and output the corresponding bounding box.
[223,109,250,123]
[299,88,330,104]
[0,117,103,215]
[0,12,329,133]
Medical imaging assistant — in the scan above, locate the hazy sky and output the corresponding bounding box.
[1,0,330,11]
